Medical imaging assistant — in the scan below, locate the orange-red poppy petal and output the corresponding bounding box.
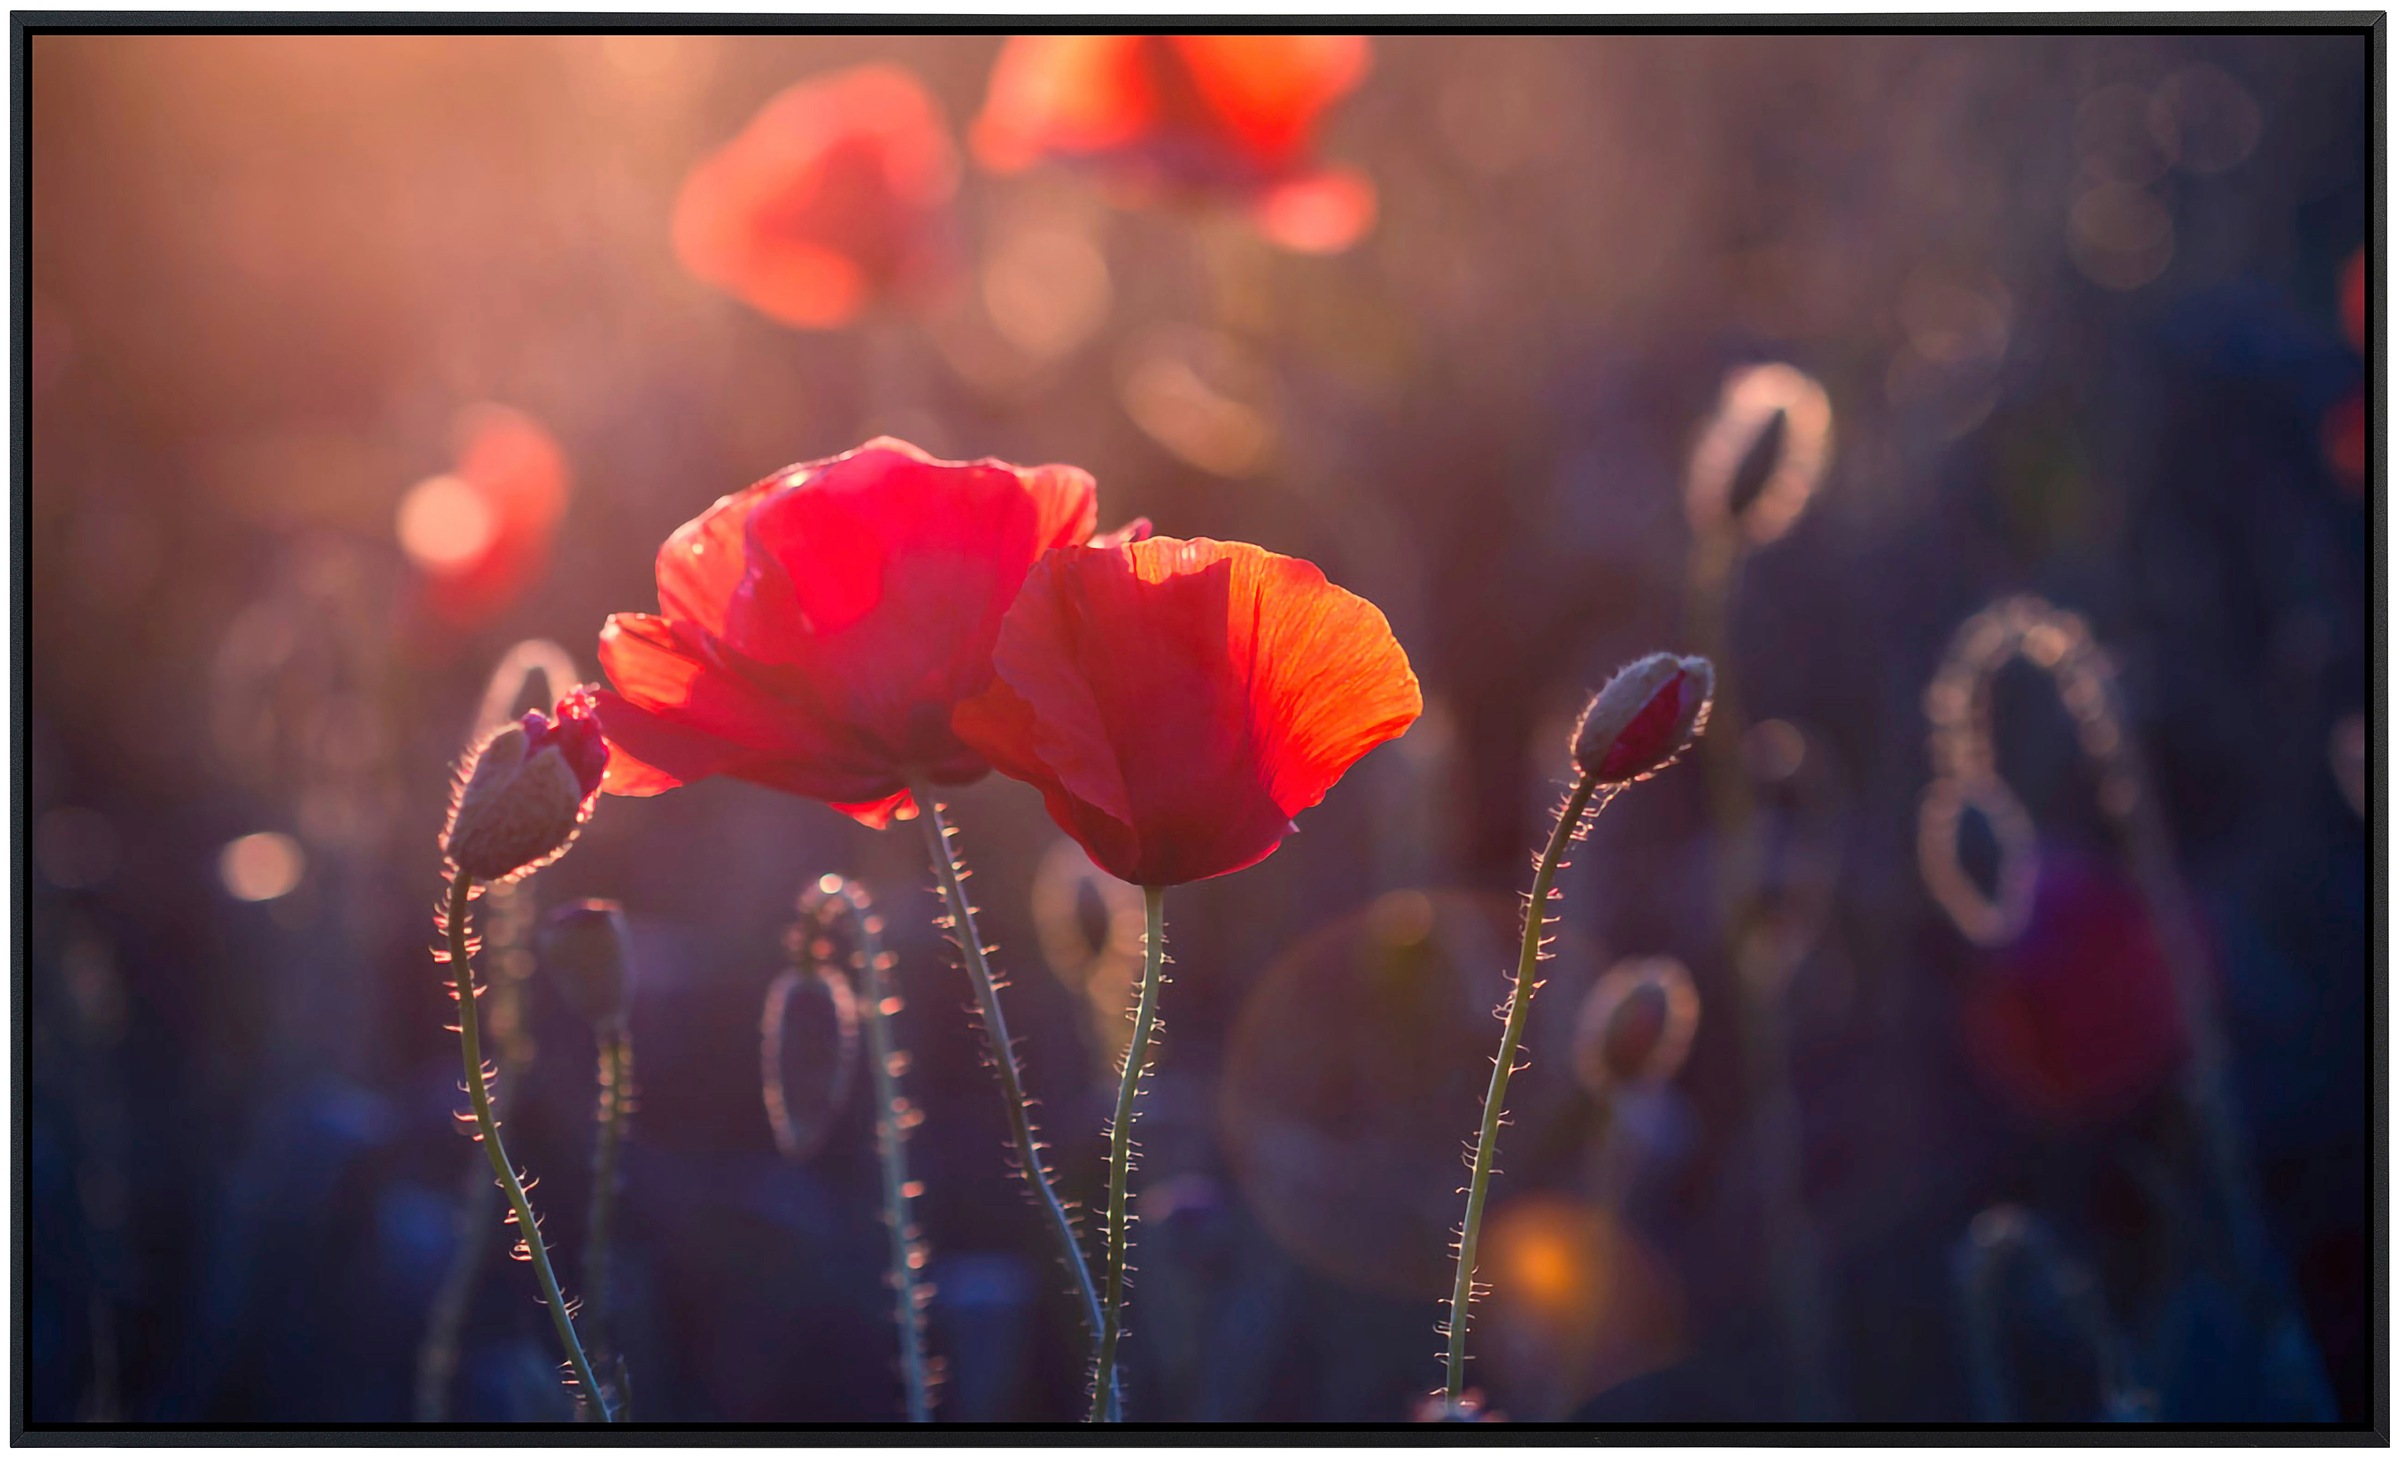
[959,535,1420,885]
[1234,542,1424,822]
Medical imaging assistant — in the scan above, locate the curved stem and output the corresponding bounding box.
[1088,887,1166,1422]
[907,779,1112,1416]
[443,870,613,1422]
[1443,770,1603,1412]
[840,893,935,1422]
[584,1023,631,1415]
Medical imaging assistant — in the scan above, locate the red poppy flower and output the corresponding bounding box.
[1959,851,2189,1127]
[593,438,1109,827]
[951,535,1421,885]
[398,404,571,630]
[971,35,1376,253]
[673,64,960,330]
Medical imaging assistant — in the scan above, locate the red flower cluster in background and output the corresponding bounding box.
[953,536,1422,885]
[973,35,1377,254]
[592,438,1115,827]
[674,64,961,329]
[399,404,572,631]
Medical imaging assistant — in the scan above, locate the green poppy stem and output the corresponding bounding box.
[442,869,613,1422]
[907,779,1113,1418]
[1443,770,1605,1414]
[1087,886,1167,1422]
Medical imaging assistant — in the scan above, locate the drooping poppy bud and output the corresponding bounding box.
[540,898,634,1030]
[1570,655,1715,785]
[1684,363,1833,546]
[1572,956,1701,1094]
[441,688,609,884]
[760,958,861,1165]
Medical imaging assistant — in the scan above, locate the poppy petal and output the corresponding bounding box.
[722,440,1094,767]
[590,688,756,796]
[1233,543,1423,818]
[972,35,1155,172]
[830,787,919,827]
[963,536,1420,884]
[599,612,898,792]
[1170,35,1371,172]
[657,475,780,638]
[953,672,1144,877]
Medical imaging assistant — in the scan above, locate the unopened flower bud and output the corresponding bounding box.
[761,962,861,1164]
[541,898,633,1029]
[1573,956,1701,1093]
[441,687,609,883]
[1685,362,1833,546]
[1571,654,1715,784]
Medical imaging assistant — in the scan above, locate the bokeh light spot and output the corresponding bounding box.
[396,473,498,571]
[219,831,305,902]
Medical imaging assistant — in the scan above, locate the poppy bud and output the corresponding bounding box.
[540,899,633,1030]
[1573,956,1701,1093]
[1685,362,1833,546]
[1570,655,1715,784]
[761,962,862,1164]
[441,688,609,883]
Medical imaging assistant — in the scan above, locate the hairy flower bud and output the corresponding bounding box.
[442,687,609,883]
[541,898,633,1029]
[1570,654,1715,784]
[1573,956,1701,1093]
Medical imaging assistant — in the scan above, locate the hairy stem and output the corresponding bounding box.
[907,779,1112,1417]
[443,870,613,1421]
[1088,887,1167,1422]
[827,887,935,1422]
[416,886,535,1421]
[1443,770,1604,1412]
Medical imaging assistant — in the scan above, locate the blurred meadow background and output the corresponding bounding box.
[24,28,2371,1425]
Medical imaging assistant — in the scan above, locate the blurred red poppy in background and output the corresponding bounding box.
[592,437,1106,827]
[398,404,571,631]
[972,35,1377,254]
[2342,247,2366,351]
[952,535,1421,885]
[1958,850,2190,1127]
[2326,246,2367,494]
[673,64,961,329]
